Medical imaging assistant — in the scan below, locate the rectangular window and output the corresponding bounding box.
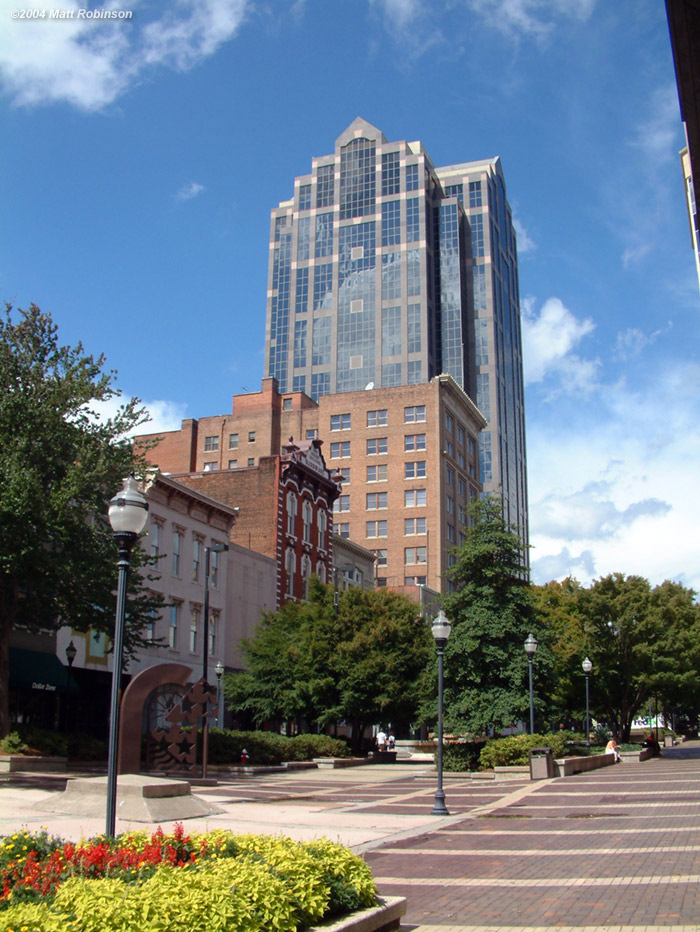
[366,520,388,538]
[172,531,182,576]
[458,475,466,496]
[366,492,388,509]
[150,523,160,559]
[407,360,422,384]
[334,495,350,513]
[405,546,427,564]
[146,609,156,643]
[447,523,455,542]
[312,315,332,365]
[405,575,427,586]
[381,252,401,300]
[211,548,221,588]
[445,439,454,457]
[248,431,256,442]
[382,362,401,387]
[204,435,219,452]
[469,180,482,207]
[169,604,179,648]
[316,164,335,208]
[335,522,350,538]
[446,465,454,486]
[311,372,330,400]
[294,319,307,369]
[330,413,351,431]
[192,539,201,582]
[367,437,388,455]
[297,215,310,261]
[283,397,293,411]
[381,151,400,195]
[295,267,309,314]
[407,249,420,296]
[457,423,465,446]
[405,488,427,507]
[381,199,401,247]
[189,607,198,652]
[447,495,455,515]
[203,461,217,471]
[382,305,401,357]
[330,441,350,458]
[293,375,306,393]
[299,183,311,210]
[367,464,387,482]
[405,517,427,535]
[247,457,255,467]
[229,433,238,449]
[406,197,420,242]
[228,459,237,469]
[405,163,419,191]
[315,212,334,258]
[404,405,426,423]
[405,461,426,479]
[445,411,455,433]
[209,613,217,655]
[407,304,421,354]
[367,408,388,427]
[404,433,426,452]
[374,549,388,566]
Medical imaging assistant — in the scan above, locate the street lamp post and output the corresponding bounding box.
[431,610,452,816]
[106,474,149,837]
[202,543,228,780]
[524,633,538,735]
[582,657,593,747]
[64,640,77,732]
[215,660,224,730]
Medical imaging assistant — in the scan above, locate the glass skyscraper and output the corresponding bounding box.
[265,118,528,545]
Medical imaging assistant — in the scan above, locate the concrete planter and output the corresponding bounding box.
[619,747,654,763]
[0,754,67,773]
[308,896,406,932]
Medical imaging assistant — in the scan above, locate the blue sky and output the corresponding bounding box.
[2,0,699,590]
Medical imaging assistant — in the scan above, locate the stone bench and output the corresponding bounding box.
[553,753,617,776]
[0,754,67,772]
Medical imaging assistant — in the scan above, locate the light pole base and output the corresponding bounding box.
[431,790,450,816]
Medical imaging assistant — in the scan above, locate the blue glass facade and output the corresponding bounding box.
[264,118,528,547]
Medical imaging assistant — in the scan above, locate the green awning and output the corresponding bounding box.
[10,648,79,694]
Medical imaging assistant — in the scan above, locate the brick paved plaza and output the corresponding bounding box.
[3,742,700,930]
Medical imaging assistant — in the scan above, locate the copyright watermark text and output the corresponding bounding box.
[11,8,133,19]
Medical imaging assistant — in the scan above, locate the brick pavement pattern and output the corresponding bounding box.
[363,743,700,930]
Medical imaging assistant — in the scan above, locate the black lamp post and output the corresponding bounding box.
[202,542,228,780]
[524,633,538,734]
[215,660,224,730]
[582,657,593,747]
[64,640,77,732]
[106,474,149,837]
[431,610,451,816]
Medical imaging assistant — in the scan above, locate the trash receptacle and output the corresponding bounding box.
[529,746,554,780]
[664,734,674,748]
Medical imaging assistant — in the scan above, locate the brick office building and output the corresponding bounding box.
[139,373,485,595]
[169,437,341,607]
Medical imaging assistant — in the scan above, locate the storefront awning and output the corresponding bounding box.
[10,648,79,694]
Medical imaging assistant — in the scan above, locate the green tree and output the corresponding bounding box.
[225,578,432,752]
[438,497,544,735]
[0,304,162,736]
[534,573,700,740]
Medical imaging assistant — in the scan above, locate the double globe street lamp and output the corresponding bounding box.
[106,474,149,838]
[431,610,452,816]
[524,633,538,734]
[582,656,593,747]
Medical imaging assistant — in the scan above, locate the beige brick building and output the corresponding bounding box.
[139,374,485,595]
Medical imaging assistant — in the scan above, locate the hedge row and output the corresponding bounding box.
[208,729,350,765]
[0,827,377,932]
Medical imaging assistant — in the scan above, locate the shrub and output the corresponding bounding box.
[441,741,484,772]
[0,732,31,755]
[0,827,377,932]
[288,734,350,761]
[478,732,572,769]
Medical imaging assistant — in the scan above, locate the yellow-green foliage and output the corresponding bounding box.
[0,833,377,932]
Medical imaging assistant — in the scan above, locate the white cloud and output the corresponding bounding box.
[83,394,187,436]
[466,0,596,42]
[174,181,205,201]
[613,322,672,361]
[527,361,700,591]
[374,0,423,30]
[513,217,536,254]
[632,84,681,165]
[521,296,598,393]
[0,0,248,111]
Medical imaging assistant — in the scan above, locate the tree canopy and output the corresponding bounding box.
[0,304,161,736]
[535,573,700,740]
[437,497,546,735]
[224,578,432,752]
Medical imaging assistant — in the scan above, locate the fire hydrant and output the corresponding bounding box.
[241,748,248,766]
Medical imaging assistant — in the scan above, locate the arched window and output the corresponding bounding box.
[301,554,312,600]
[285,547,296,595]
[302,501,313,543]
[317,509,327,549]
[286,491,297,536]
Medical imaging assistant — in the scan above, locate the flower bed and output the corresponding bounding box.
[0,825,377,931]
